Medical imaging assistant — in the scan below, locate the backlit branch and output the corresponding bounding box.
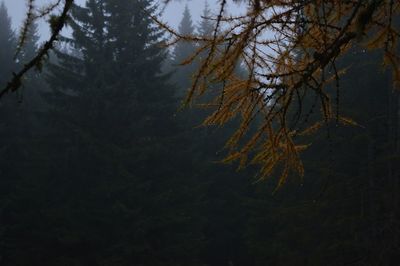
[0,0,73,98]
[158,0,400,186]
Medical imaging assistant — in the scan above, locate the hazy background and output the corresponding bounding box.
[3,0,245,42]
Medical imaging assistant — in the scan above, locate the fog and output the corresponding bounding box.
[4,0,246,41]
[1,1,399,265]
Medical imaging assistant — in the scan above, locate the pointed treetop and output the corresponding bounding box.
[172,5,196,64]
[0,1,7,13]
[0,1,16,85]
[178,4,195,36]
[197,1,213,37]
[18,21,40,62]
[0,1,14,41]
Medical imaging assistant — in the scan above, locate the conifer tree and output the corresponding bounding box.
[0,1,16,87]
[17,22,40,64]
[170,5,198,98]
[173,5,196,64]
[0,4,44,263]
[0,2,17,255]
[17,22,43,110]
[22,0,205,264]
[0,1,19,179]
[197,2,213,38]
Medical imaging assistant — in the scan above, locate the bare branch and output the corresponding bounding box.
[0,0,73,99]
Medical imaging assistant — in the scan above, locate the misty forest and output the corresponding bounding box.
[0,0,400,265]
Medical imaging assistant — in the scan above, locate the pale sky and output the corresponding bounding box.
[3,0,246,41]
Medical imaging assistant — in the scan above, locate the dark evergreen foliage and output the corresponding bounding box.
[35,0,202,264]
[0,1,16,86]
[197,2,214,38]
[0,2,400,266]
[170,4,197,96]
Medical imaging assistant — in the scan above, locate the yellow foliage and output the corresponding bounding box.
[157,0,400,187]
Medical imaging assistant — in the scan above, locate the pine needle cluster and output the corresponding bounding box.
[157,0,400,187]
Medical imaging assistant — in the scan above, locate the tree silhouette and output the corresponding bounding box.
[3,0,400,184]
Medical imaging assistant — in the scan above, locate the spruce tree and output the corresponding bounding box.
[12,0,205,264]
[17,21,40,65]
[171,5,197,95]
[167,5,256,265]
[0,1,16,86]
[172,5,196,64]
[197,2,214,38]
[0,4,44,264]
[17,22,43,110]
[0,1,18,182]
